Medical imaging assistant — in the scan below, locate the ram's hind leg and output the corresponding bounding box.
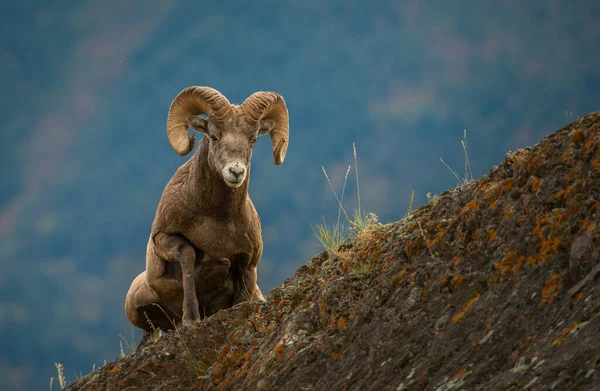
[153,232,200,325]
[125,271,179,346]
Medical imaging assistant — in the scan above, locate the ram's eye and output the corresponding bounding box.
[250,137,258,145]
[209,134,219,142]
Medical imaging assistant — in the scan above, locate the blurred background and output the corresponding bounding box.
[1,0,598,389]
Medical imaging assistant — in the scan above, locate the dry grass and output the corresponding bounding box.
[50,362,67,390]
[313,144,381,255]
[440,129,474,185]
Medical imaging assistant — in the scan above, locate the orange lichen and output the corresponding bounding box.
[582,217,597,236]
[489,198,501,210]
[452,291,481,323]
[530,178,542,192]
[526,256,538,267]
[463,199,481,214]
[453,368,467,380]
[425,222,447,248]
[332,351,345,360]
[539,236,562,261]
[533,212,564,262]
[571,127,584,145]
[538,274,561,307]
[336,317,347,330]
[488,229,497,243]
[493,250,524,280]
[274,344,286,360]
[553,321,578,346]
[232,353,253,381]
[416,371,429,389]
[583,129,599,157]
[453,275,464,290]
[391,268,408,285]
[454,257,462,267]
[526,154,542,173]
[502,206,515,222]
[108,366,120,376]
[572,292,583,305]
[482,179,513,204]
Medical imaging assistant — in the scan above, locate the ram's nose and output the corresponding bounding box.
[228,165,245,179]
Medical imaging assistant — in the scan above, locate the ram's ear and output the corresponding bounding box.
[258,119,275,136]
[186,115,208,133]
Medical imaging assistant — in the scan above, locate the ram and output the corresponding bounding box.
[125,86,289,343]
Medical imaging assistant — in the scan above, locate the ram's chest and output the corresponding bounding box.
[185,217,255,259]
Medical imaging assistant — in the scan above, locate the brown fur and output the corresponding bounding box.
[125,92,288,342]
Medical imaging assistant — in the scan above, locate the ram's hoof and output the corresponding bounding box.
[182,317,200,327]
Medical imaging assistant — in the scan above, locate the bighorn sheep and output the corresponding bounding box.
[124,86,289,343]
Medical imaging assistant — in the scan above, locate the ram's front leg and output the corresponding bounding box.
[239,267,264,302]
[153,232,200,325]
[231,255,264,304]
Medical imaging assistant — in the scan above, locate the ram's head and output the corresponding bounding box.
[166,86,289,188]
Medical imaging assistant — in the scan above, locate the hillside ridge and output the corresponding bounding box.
[67,111,600,391]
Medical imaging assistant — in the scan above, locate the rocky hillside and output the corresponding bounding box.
[67,111,600,391]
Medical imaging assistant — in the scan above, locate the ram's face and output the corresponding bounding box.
[188,110,275,188]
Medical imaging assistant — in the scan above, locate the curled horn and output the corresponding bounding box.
[166,86,231,156]
[241,92,289,165]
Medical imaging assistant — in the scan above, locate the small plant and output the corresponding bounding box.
[119,326,138,357]
[314,143,382,255]
[312,164,351,255]
[350,211,379,235]
[53,362,67,389]
[119,341,125,359]
[440,129,474,185]
[405,190,415,217]
[426,192,440,206]
[312,216,349,256]
[142,311,162,344]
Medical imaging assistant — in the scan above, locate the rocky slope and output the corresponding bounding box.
[67,111,600,391]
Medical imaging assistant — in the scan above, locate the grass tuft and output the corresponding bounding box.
[312,217,349,256]
[313,164,352,255]
[314,143,380,256]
